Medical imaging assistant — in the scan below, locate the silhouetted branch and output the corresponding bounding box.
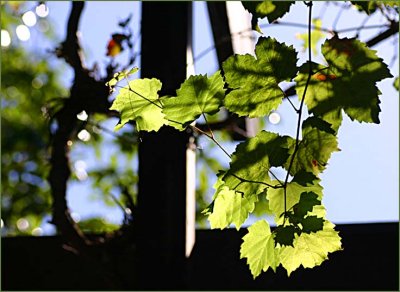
[366,21,399,47]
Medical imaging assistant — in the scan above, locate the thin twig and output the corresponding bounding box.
[191,125,232,158]
[231,174,283,189]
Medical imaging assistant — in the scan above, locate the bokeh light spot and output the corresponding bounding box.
[35,3,49,18]
[32,227,43,236]
[77,110,88,121]
[16,25,30,41]
[1,30,11,47]
[22,11,37,27]
[77,129,91,142]
[268,112,281,124]
[16,218,29,231]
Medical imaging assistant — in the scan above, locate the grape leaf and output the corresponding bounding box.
[202,170,226,215]
[253,190,273,217]
[208,186,257,230]
[293,191,321,218]
[106,67,139,91]
[274,225,297,247]
[223,131,291,196]
[162,71,225,131]
[110,78,167,132]
[350,1,397,14]
[301,216,324,234]
[242,1,295,25]
[240,220,280,278]
[295,36,392,125]
[223,37,298,117]
[394,76,399,91]
[285,116,339,175]
[279,221,342,276]
[350,1,378,15]
[267,171,323,222]
[296,18,326,56]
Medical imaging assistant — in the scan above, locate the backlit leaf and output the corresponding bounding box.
[279,221,342,276]
[284,116,339,175]
[240,220,280,278]
[162,71,225,130]
[208,186,257,230]
[223,37,298,117]
[106,67,139,91]
[223,131,291,196]
[242,1,295,25]
[267,171,323,222]
[295,36,392,125]
[110,78,167,132]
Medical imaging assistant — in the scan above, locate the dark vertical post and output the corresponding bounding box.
[207,2,234,69]
[136,2,192,289]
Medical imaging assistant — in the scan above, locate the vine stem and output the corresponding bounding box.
[283,1,314,222]
[191,124,232,159]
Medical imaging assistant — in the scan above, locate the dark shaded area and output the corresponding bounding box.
[2,222,398,290]
[136,2,192,290]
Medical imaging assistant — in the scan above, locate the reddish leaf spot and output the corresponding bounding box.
[328,74,337,80]
[314,73,327,81]
[312,159,318,167]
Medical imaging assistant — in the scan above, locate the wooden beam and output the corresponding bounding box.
[136,2,193,289]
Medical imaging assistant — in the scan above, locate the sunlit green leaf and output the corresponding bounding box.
[208,186,257,230]
[279,221,342,276]
[296,36,392,125]
[223,131,291,196]
[267,171,323,222]
[242,1,295,29]
[106,67,139,91]
[162,71,225,131]
[223,37,298,117]
[240,220,280,278]
[110,78,167,132]
[284,116,339,175]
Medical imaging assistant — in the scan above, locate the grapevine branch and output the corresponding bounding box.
[282,1,314,221]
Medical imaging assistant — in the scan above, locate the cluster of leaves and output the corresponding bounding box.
[109,20,391,276]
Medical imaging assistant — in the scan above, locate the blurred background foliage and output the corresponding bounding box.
[1,1,141,235]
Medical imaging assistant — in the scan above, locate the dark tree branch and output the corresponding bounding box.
[48,1,124,255]
[60,2,85,74]
[366,20,399,47]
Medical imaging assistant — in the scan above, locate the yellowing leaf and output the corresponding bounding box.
[240,220,280,278]
[279,221,342,276]
[110,78,167,132]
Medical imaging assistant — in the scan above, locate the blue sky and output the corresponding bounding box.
[13,1,398,231]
